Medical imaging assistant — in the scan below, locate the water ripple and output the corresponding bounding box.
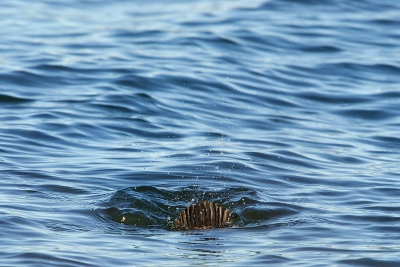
[1,0,400,266]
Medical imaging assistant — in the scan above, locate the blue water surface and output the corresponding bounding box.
[1,0,400,266]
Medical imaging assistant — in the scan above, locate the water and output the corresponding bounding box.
[1,0,400,266]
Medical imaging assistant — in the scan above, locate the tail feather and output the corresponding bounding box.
[174,201,232,230]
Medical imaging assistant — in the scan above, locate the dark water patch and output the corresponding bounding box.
[369,63,400,75]
[367,225,400,234]
[369,18,400,26]
[112,29,166,40]
[0,93,33,104]
[375,90,400,99]
[63,42,116,50]
[295,91,370,105]
[90,103,135,115]
[0,70,65,87]
[370,135,400,150]
[339,257,400,267]
[299,45,342,53]
[34,63,80,73]
[29,184,91,197]
[335,108,395,121]
[113,74,166,91]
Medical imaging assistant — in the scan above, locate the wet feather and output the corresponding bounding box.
[174,201,232,230]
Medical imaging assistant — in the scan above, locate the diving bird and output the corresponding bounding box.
[174,200,232,230]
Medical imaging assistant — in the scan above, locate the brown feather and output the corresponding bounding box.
[215,202,220,227]
[174,201,232,230]
[189,204,194,228]
[197,202,202,228]
[218,206,223,227]
[209,202,215,227]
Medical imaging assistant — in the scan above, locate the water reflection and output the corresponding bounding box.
[177,233,227,261]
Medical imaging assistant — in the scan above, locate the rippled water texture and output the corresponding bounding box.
[1,0,400,266]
